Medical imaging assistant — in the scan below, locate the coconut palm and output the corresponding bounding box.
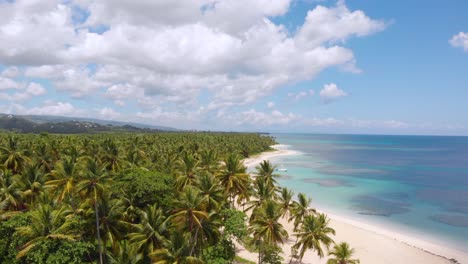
[196,173,224,212]
[289,193,316,231]
[45,156,81,204]
[107,240,144,264]
[327,242,360,264]
[245,176,275,218]
[255,160,279,193]
[279,187,294,218]
[76,158,112,264]
[149,232,203,264]
[0,137,31,174]
[175,152,200,191]
[15,203,78,259]
[0,168,24,213]
[169,187,208,256]
[200,149,219,173]
[34,143,54,173]
[101,139,126,172]
[249,200,288,263]
[217,154,250,207]
[129,204,169,255]
[17,162,45,205]
[292,213,335,262]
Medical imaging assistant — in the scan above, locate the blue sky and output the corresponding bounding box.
[0,0,467,135]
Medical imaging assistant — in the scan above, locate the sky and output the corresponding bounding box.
[0,0,467,135]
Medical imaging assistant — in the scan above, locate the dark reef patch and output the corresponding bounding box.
[350,195,411,216]
[302,178,353,187]
[429,214,468,227]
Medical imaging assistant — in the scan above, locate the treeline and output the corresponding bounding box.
[0,115,162,134]
[0,132,358,264]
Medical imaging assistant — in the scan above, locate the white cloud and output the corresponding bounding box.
[449,32,468,52]
[267,101,275,108]
[235,109,300,126]
[0,1,76,65]
[288,89,315,101]
[319,83,347,102]
[25,82,46,96]
[98,107,120,120]
[1,67,20,78]
[0,0,387,129]
[25,65,105,97]
[28,101,78,116]
[383,120,408,129]
[0,77,21,90]
[3,82,47,102]
[1,101,84,116]
[295,0,386,49]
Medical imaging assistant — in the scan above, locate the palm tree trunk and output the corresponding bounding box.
[190,226,199,256]
[289,237,299,264]
[94,193,103,264]
[258,240,263,264]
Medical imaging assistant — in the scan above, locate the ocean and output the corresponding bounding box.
[267,133,468,252]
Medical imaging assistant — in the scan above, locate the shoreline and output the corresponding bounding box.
[241,145,468,264]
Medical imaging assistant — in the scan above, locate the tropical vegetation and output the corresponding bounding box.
[0,132,359,263]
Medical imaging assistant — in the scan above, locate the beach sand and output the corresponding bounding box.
[239,145,468,264]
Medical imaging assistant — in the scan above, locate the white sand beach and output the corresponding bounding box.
[240,145,468,264]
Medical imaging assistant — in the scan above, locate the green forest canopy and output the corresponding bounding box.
[0,132,357,264]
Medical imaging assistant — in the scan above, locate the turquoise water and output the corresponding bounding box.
[268,134,468,252]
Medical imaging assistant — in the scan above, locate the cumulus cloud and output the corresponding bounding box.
[235,109,301,126]
[450,32,468,52]
[0,0,387,129]
[0,77,21,90]
[0,100,84,116]
[267,101,275,108]
[295,0,386,49]
[288,89,315,101]
[28,101,78,116]
[1,67,20,78]
[319,83,347,102]
[98,107,120,120]
[25,82,46,96]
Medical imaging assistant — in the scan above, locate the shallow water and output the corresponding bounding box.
[267,133,468,252]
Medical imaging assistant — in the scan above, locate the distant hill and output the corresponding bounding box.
[0,114,179,134]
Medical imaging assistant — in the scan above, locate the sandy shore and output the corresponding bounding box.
[239,145,468,264]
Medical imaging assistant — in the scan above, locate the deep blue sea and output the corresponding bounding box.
[268,133,468,252]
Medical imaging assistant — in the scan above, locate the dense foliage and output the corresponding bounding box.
[0,132,358,264]
[0,115,163,134]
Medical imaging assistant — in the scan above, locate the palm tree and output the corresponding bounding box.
[34,143,54,173]
[196,173,224,212]
[169,187,208,256]
[101,139,126,173]
[0,137,31,174]
[279,187,294,218]
[149,232,203,264]
[15,203,78,259]
[292,213,335,263]
[289,193,316,231]
[249,200,288,264]
[245,176,275,218]
[255,160,279,193]
[175,152,200,191]
[45,156,81,204]
[17,162,45,205]
[128,204,169,255]
[200,149,218,173]
[217,154,250,207]
[327,242,360,264]
[107,240,144,264]
[0,168,24,213]
[76,158,112,264]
